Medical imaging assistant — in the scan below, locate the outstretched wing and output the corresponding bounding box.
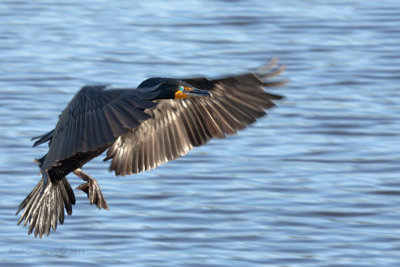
[41,85,158,171]
[105,61,286,176]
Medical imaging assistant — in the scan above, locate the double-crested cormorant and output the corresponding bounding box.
[16,60,285,238]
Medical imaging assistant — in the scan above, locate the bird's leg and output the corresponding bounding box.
[73,168,109,210]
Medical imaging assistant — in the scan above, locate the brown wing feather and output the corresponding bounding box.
[105,61,285,176]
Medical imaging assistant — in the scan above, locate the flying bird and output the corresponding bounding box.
[16,60,285,238]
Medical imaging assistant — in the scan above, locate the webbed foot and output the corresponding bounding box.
[73,168,109,210]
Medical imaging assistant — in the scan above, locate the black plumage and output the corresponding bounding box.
[17,60,285,238]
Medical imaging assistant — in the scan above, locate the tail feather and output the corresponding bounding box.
[16,175,76,238]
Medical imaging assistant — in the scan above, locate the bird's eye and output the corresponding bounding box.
[178,85,184,92]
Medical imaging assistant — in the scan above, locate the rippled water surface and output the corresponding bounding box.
[1,0,399,266]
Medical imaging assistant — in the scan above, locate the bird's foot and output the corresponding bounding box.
[73,169,109,210]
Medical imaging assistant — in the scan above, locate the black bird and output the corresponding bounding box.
[16,60,285,238]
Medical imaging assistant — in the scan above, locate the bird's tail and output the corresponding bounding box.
[16,172,76,238]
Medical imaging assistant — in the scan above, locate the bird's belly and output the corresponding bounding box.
[47,145,109,182]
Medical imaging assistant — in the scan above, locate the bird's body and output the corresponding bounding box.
[17,61,285,238]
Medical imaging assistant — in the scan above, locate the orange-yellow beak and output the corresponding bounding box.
[175,86,211,99]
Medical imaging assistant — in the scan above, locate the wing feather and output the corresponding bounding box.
[40,86,156,170]
[32,129,54,147]
[106,61,285,175]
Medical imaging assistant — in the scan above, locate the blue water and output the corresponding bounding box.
[1,0,400,266]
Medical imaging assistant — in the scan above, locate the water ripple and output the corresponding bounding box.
[1,0,400,266]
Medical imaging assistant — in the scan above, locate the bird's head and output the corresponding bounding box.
[173,81,211,99]
[139,78,210,100]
